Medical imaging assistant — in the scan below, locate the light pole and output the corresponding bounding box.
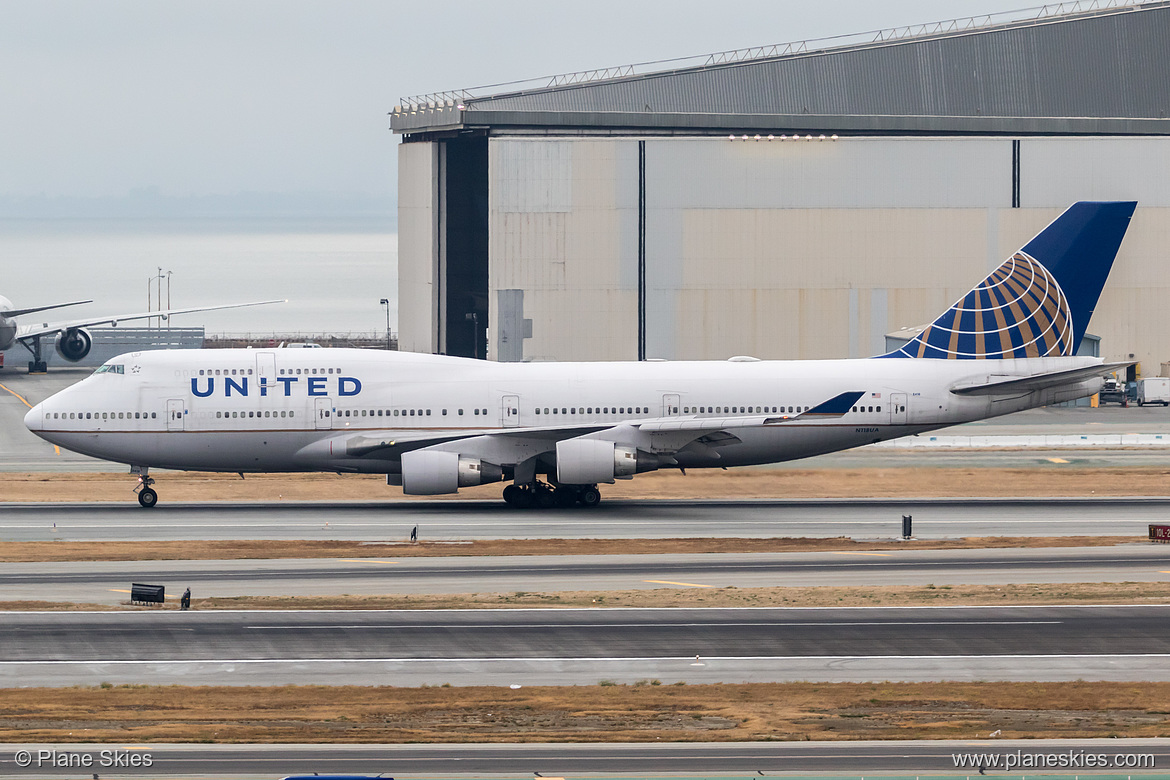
[379,298,390,350]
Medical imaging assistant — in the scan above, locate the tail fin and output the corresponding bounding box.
[885,201,1136,359]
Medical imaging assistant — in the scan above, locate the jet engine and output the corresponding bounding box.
[401,449,503,495]
[54,328,93,362]
[556,439,652,484]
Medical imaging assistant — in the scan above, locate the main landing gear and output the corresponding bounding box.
[502,481,601,509]
[134,471,158,509]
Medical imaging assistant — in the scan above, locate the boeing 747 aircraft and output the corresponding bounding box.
[0,296,283,373]
[25,202,1135,508]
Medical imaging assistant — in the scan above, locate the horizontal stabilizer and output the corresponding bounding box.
[950,362,1132,396]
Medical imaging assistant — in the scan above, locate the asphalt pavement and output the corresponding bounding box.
[4,605,1170,686]
[1,496,1166,541]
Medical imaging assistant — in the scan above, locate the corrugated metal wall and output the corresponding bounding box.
[470,5,1170,121]
[488,140,640,361]
[479,135,1170,371]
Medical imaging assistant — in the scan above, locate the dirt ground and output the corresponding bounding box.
[5,465,1170,502]
[0,534,1139,563]
[4,681,1170,743]
[6,580,1170,612]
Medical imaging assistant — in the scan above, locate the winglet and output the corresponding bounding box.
[766,391,865,423]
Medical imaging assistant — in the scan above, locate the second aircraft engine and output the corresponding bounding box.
[401,450,503,495]
[54,328,93,362]
[555,439,644,485]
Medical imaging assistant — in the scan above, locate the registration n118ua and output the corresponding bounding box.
[25,201,1137,509]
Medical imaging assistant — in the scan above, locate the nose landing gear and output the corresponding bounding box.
[134,470,158,509]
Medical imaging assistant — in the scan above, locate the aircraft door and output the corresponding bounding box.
[315,397,333,430]
[166,399,185,432]
[501,394,520,427]
[256,352,276,392]
[662,393,681,417]
[890,393,908,425]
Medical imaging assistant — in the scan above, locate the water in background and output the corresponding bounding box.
[0,218,398,336]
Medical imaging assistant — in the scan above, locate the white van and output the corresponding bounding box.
[1137,377,1170,406]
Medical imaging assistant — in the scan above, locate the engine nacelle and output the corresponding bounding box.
[556,439,643,485]
[54,328,92,362]
[400,450,503,495]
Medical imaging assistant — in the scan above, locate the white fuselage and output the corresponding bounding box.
[25,348,1105,477]
[0,295,17,350]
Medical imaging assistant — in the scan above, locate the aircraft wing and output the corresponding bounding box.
[15,299,285,341]
[950,362,1132,396]
[5,300,92,318]
[339,392,868,462]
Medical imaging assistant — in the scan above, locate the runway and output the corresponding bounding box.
[4,605,1170,686]
[4,545,1170,604]
[1,496,1167,541]
[0,738,1167,777]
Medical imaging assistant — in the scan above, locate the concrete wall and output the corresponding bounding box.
[397,134,1170,371]
[397,141,438,354]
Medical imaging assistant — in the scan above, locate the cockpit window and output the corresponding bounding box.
[94,364,124,375]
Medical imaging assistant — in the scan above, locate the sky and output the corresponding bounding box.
[0,0,1036,210]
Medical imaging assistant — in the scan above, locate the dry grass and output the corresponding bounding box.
[4,681,1170,743]
[0,535,1141,563]
[4,466,1170,502]
[6,580,1170,612]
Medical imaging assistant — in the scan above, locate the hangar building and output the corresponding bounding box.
[391,1,1170,373]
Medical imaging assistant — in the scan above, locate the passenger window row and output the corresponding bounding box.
[215,411,295,419]
[196,368,254,376]
[851,405,883,413]
[277,368,341,375]
[536,406,649,415]
[334,408,490,418]
[47,411,157,420]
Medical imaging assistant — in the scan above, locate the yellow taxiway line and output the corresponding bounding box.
[643,579,715,588]
[0,381,59,454]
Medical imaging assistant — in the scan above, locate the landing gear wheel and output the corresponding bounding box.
[138,487,158,508]
[535,488,557,509]
[554,488,578,508]
[502,484,521,506]
[578,486,602,508]
[512,487,536,509]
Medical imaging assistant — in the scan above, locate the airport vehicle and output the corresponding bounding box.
[0,295,283,373]
[1137,377,1170,406]
[1099,377,1128,405]
[25,202,1135,508]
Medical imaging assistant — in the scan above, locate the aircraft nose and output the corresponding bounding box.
[24,402,43,432]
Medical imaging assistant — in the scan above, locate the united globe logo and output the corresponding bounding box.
[902,252,1074,359]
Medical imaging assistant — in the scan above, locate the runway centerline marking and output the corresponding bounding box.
[831,551,893,557]
[108,588,177,600]
[339,559,399,565]
[1,382,59,455]
[643,580,715,588]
